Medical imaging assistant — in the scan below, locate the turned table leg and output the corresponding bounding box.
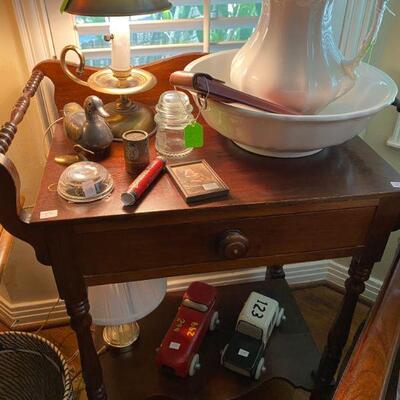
[46,228,107,400]
[312,255,375,396]
[266,265,285,280]
[66,297,107,400]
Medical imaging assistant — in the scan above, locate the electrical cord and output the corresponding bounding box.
[71,345,107,382]
[9,319,18,330]
[42,117,64,159]
[58,330,75,349]
[35,297,61,334]
[71,343,108,400]
[66,349,80,365]
[26,296,109,397]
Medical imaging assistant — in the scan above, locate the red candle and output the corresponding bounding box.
[121,157,166,206]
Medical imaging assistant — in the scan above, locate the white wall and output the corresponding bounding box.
[0,0,59,317]
[362,1,400,282]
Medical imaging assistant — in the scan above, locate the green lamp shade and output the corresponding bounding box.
[62,0,172,16]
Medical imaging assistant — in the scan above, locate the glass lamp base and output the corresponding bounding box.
[103,321,140,348]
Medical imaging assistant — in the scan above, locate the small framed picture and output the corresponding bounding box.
[167,160,229,203]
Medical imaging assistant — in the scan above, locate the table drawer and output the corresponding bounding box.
[77,207,375,276]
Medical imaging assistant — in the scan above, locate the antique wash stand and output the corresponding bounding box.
[0,54,400,399]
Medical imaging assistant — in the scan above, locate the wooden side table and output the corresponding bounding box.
[1,55,400,400]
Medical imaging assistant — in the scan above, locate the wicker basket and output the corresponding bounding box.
[0,331,74,400]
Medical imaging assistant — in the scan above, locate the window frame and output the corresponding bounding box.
[72,0,263,65]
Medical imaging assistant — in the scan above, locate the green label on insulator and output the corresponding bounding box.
[184,122,204,148]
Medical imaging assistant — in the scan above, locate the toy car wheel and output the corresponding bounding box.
[209,311,220,331]
[254,357,265,380]
[220,344,228,365]
[189,353,201,376]
[276,308,286,327]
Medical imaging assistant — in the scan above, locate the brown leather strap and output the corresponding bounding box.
[170,71,299,115]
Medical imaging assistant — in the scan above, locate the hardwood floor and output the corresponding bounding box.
[0,284,370,400]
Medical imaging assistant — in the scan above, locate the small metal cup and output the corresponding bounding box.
[122,130,150,175]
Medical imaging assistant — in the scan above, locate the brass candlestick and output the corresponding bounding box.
[60,45,157,139]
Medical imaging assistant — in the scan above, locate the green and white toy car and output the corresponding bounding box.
[221,291,285,379]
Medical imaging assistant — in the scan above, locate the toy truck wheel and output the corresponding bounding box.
[189,353,201,376]
[209,311,220,331]
[276,308,286,327]
[254,357,265,380]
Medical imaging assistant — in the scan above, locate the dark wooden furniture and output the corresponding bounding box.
[96,280,320,400]
[0,225,13,281]
[0,198,23,282]
[1,54,400,400]
[333,247,400,400]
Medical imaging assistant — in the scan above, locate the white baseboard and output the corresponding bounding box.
[326,261,382,301]
[0,296,68,330]
[167,260,380,302]
[167,260,330,292]
[0,260,381,329]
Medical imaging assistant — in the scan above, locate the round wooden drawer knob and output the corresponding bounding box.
[219,230,249,259]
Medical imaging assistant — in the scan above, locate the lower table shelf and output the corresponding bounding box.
[97,279,320,400]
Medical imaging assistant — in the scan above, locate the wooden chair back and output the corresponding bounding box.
[35,53,204,114]
[334,248,400,399]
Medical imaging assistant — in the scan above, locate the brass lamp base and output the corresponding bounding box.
[105,95,156,140]
[103,321,140,348]
[60,46,157,139]
[88,68,156,95]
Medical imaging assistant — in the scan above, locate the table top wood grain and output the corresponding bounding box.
[31,122,400,225]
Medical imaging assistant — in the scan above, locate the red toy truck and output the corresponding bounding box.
[156,281,219,377]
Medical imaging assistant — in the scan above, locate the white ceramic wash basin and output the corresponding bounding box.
[185,50,398,158]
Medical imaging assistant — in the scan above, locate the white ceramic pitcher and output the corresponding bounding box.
[230,0,388,114]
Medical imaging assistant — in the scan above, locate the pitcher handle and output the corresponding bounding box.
[60,45,89,87]
[393,97,400,113]
[342,0,388,77]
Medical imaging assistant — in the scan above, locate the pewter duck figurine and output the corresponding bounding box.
[63,96,113,160]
